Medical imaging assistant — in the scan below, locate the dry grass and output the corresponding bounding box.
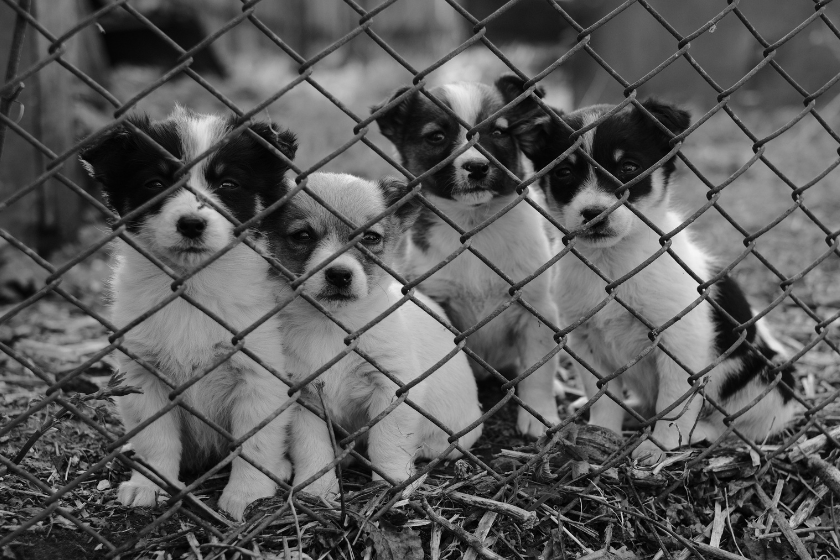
[2,46,840,559]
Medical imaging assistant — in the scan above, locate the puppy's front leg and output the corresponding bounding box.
[117,360,185,507]
[632,351,705,465]
[571,333,626,435]
[516,308,562,437]
[218,373,293,521]
[366,390,420,485]
[289,404,340,499]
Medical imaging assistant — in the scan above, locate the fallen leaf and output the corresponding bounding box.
[97,479,111,491]
[741,534,795,560]
[366,519,423,560]
[611,545,638,559]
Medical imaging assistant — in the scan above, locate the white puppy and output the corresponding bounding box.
[262,172,483,497]
[509,99,800,463]
[371,75,562,438]
[80,107,299,519]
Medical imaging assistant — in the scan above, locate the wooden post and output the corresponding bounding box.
[0,0,103,255]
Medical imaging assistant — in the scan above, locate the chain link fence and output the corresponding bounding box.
[1,0,840,558]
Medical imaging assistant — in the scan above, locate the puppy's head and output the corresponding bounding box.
[512,99,690,248]
[79,106,297,265]
[265,173,418,308]
[371,75,544,206]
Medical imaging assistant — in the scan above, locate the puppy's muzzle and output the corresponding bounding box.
[462,159,490,180]
[581,206,610,228]
[325,265,353,289]
[176,215,207,240]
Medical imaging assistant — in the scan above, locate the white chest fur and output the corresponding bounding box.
[111,242,284,379]
[555,210,715,373]
[403,193,556,329]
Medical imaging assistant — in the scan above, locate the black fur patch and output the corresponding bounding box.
[80,115,183,232]
[80,114,297,233]
[710,274,757,359]
[711,273,795,403]
[206,120,297,226]
[515,100,690,210]
[411,204,437,252]
[377,177,421,228]
[371,83,526,201]
[263,204,319,276]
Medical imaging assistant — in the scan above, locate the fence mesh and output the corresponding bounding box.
[1,0,839,558]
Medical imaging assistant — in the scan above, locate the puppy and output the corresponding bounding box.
[263,172,483,497]
[509,98,800,463]
[371,75,561,437]
[80,107,298,519]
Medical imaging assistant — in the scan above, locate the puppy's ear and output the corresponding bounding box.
[494,74,553,158]
[248,122,298,162]
[78,115,149,186]
[640,99,691,137]
[495,73,545,108]
[377,177,421,232]
[371,86,416,142]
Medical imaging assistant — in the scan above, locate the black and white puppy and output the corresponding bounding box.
[371,76,561,437]
[80,107,298,519]
[264,172,483,497]
[511,99,800,463]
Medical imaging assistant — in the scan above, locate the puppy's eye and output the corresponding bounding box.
[361,231,382,245]
[145,179,166,190]
[552,167,572,179]
[491,128,507,137]
[425,131,446,145]
[289,230,313,243]
[619,161,640,175]
[219,180,239,189]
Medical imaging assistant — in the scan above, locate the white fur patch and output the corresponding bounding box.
[579,110,599,156]
[453,145,488,170]
[441,83,486,130]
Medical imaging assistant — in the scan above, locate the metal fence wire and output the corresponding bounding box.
[1,0,840,558]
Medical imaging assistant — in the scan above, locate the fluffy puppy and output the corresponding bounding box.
[80,107,298,519]
[510,99,800,463]
[263,172,483,497]
[371,75,561,437]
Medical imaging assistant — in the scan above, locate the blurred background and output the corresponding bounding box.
[1,0,839,331]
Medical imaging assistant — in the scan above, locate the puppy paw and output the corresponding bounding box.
[118,477,185,508]
[277,457,293,482]
[303,476,340,500]
[218,481,276,521]
[118,480,162,507]
[516,406,559,439]
[632,440,667,465]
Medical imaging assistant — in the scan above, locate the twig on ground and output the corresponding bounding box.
[788,426,840,462]
[446,491,537,527]
[755,482,813,560]
[186,530,204,560]
[430,519,442,560]
[463,511,498,560]
[710,502,726,548]
[415,499,506,560]
[807,456,840,501]
[791,484,829,528]
[693,542,751,560]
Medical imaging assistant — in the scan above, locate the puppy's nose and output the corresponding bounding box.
[581,207,607,223]
[325,266,353,288]
[462,160,490,179]
[176,215,207,239]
